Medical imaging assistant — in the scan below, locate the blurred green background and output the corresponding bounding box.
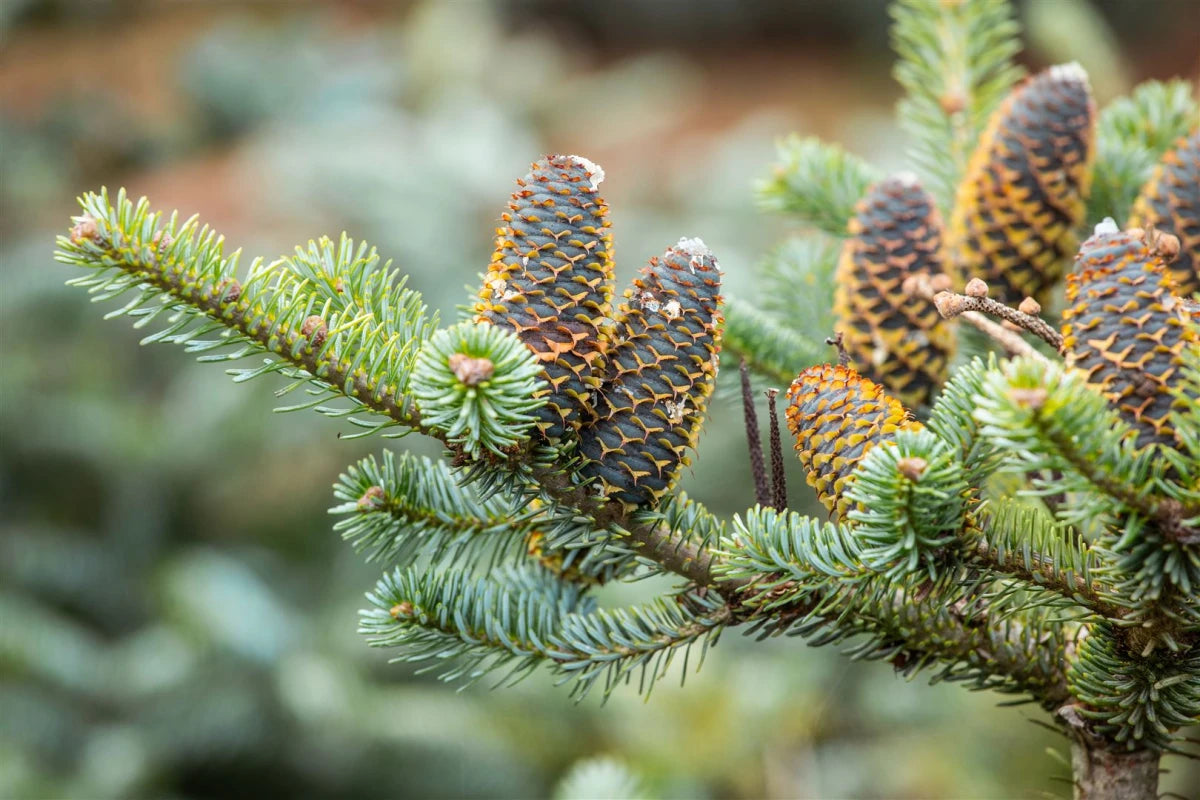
[2,2,1197,798]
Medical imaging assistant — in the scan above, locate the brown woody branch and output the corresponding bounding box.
[932,276,1063,352]
[905,273,1054,359]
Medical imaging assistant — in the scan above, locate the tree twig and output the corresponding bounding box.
[935,278,1064,352]
[905,272,1052,360]
[970,532,1123,620]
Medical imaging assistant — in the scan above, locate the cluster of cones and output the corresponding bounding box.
[794,65,1198,518]
[473,66,1197,518]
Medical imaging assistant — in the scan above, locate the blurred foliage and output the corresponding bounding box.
[1,1,1197,798]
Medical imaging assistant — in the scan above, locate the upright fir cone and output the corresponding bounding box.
[1061,221,1199,450]
[833,173,955,408]
[579,239,722,507]
[947,63,1096,306]
[1128,130,1200,298]
[786,364,922,520]
[474,155,615,439]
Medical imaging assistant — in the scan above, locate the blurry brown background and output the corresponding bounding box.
[2,2,1198,798]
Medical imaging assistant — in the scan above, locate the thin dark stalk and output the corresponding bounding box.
[766,388,787,510]
[740,359,770,506]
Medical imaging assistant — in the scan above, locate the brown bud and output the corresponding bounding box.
[929,273,954,293]
[389,601,414,619]
[1150,230,1180,262]
[215,277,242,304]
[357,485,386,512]
[933,291,960,318]
[965,278,989,298]
[1133,377,1158,398]
[939,91,966,115]
[897,456,928,481]
[901,274,921,296]
[301,315,328,348]
[151,230,173,250]
[1126,227,1146,241]
[70,215,99,244]
[448,353,495,386]
[1009,387,1047,409]
[1018,297,1042,316]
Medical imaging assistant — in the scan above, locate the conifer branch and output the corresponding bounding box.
[844,429,969,581]
[976,357,1200,642]
[719,508,1073,704]
[56,190,748,597]
[757,136,881,234]
[722,296,826,385]
[362,564,730,698]
[1089,79,1198,222]
[890,0,1024,209]
[976,357,1194,528]
[331,450,536,568]
[58,189,435,434]
[970,503,1122,619]
[1067,627,1200,749]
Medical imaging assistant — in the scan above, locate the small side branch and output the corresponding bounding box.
[939,278,1063,351]
[68,209,425,430]
[905,273,1058,359]
[1037,423,1199,537]
[971,537,1122,620]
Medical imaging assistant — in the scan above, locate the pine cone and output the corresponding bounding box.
[475,155,615,439]
[786,364,922,520]
[1062,223,1199,450]
[579,239,722,507]
[947,63,1096,306]
[1128,130,1200,298]
[833,173,955,407]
